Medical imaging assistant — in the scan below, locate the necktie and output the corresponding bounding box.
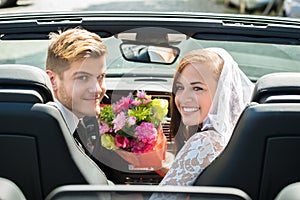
[75,117,99,156]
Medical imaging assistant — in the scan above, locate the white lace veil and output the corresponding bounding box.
[201,47,254,146]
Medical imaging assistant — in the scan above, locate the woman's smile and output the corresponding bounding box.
[182,106,200,113]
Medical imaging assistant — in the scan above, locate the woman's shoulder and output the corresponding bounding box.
[187,130,226,147]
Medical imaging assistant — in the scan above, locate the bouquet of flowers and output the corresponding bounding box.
[98,91,168,168]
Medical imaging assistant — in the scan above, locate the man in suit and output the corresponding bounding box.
[45,27,107,155]
[45,28,132,184]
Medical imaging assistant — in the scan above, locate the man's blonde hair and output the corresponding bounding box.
[46,27,107,78]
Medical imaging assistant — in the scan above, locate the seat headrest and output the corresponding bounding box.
[0,64,54,103]
[251,72,300,103]
[0,177,26,200]
[275,182,300,200]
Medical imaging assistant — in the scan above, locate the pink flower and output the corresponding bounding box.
[115,135,130,149]
[127,116,136,125]
[112,112,126,131]
[135,122,157,143]
[132,100,142,106]
[137,91,146,99]
[113,96,132,114]
[130,140,155,154]
[99,122,110,134]
[143,98,152,105]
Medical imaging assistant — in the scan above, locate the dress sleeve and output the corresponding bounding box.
[160,130,225,186]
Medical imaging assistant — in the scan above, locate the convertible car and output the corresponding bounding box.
[0,8,300,200]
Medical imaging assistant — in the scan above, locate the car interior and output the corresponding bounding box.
[1,12,300,200]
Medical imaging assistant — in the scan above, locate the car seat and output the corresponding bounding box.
[251,72,300,103]
[193,72,300,200]
[0,64,111,200]
[274,181,300,200]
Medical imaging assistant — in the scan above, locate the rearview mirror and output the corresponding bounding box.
[120,44,180,64]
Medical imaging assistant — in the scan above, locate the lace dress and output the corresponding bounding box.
[160,130,224,186]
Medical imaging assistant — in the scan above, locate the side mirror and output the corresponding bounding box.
[120,44,180,64]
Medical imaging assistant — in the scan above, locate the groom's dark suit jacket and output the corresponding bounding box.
[73,116,127,184]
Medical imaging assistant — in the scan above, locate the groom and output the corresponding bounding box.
[45,27,108,155]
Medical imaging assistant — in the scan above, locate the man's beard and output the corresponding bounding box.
[58,84,73,112]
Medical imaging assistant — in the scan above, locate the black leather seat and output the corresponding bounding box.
[194,72,300,200]
[0,64,54,103]
[0,64,110,200]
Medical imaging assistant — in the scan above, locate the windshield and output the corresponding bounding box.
[1,0,299,79]
[1,1,298,79]
[1,35,300,82]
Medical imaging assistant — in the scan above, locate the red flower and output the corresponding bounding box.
[114,135,130,149]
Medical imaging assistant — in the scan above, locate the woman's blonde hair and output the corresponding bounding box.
[174,49,223,83]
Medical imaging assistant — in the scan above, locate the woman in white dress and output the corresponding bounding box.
[160,47,254,187]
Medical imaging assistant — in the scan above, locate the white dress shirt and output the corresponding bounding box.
[54,99,79,134]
